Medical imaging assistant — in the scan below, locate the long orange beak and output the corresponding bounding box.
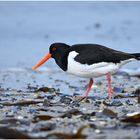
[32,53,52,70]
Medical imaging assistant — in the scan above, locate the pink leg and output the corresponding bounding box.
[84,78,93,97]
[107,72,114,99]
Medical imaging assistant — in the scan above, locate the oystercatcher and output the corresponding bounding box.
[32,43,140,99]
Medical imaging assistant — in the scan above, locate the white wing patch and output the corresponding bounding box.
[67,51,135,78]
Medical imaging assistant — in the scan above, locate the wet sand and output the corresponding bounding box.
[0,69,140,139]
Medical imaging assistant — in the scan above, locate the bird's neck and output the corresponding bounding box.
[54,51,69,71]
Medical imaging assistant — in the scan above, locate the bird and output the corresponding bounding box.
[32,43,140,100]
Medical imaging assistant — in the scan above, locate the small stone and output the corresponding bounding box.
[125,99,134,105]
[60,96,72,104]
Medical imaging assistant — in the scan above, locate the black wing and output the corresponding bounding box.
[70,44,135,65]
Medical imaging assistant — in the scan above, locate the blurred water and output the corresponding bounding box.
[0,1,140,69]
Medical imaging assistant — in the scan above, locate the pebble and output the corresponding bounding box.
[60,96,72,104]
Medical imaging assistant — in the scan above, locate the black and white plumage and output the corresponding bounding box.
[33,43,140,99]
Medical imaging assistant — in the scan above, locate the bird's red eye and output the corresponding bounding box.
[52,47,57,51]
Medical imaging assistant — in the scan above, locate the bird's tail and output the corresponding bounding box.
[131,53,140,60]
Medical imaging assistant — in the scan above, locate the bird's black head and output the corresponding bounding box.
[49,43,70,58]
[32,43,70,71]
[49,43,70,71]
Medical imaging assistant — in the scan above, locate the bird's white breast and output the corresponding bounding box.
[67,51,135,78]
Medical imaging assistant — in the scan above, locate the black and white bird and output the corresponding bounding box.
[32,43,140,99]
